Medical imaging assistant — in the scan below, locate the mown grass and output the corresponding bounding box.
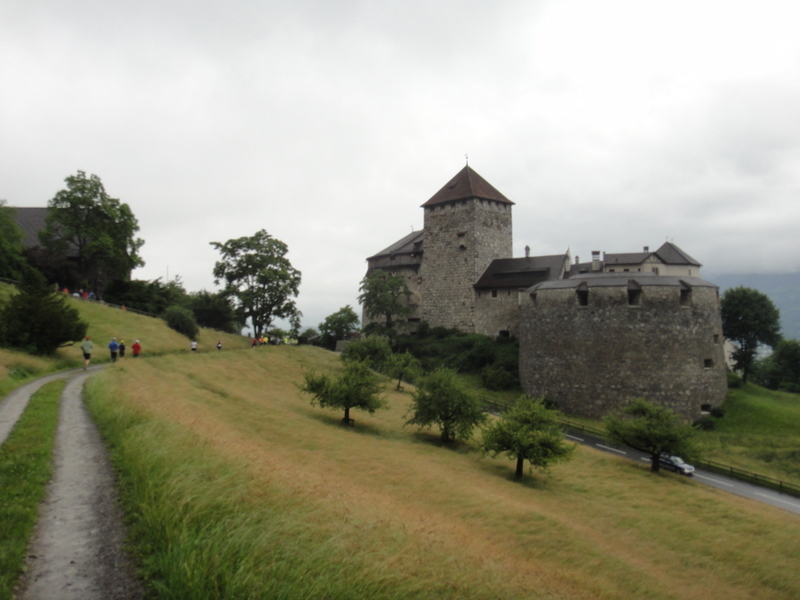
[0,380,64,600]
[85,347,800,600]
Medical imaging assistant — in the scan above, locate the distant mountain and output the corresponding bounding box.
[706,272,800,342]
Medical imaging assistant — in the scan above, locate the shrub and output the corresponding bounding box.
[727,371,743,389]
[693,416,716,431]
[163,305,199,340]
[341,336,392,371]
[710,406,726,418]
[481,364,519,391]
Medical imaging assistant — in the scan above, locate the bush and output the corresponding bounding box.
[163,305,199,340]
[481,364,519,391]
[693,416,716,431]
[710,406,726,418]
[341,336,392,371]
[727,371,743,389]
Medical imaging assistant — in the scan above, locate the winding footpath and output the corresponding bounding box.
[0,368,143,600]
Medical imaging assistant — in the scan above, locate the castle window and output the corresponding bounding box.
[492,289,498,298]
[628,289,642,306]
[576,289,588,306]
[704,359,714,368]
[713,334,720,343]
[680,287,692,307]
[531,292,537,305]
[459,244,467,251]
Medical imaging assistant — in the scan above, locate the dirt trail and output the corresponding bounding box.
[2,369,144,600]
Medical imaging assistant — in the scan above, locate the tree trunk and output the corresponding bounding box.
[342,406,352,425]
[650,455,660,473]
[515,457,524,479]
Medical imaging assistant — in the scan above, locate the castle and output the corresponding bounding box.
[364,165,727,418]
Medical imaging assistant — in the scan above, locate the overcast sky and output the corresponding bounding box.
[2,0,799,330]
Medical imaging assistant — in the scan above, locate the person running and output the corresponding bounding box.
[108,338,120,362]
[190,340,198,352]
[216,339,222,351]
[118,340,126,360]
[132,340,142,358]
[80,336,93,371]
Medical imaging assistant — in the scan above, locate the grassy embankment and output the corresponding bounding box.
[84,347,800,600]
[0,380,65,600]
[0,281,250,395]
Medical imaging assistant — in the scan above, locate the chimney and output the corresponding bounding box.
[575,255,580,265]
[643,246,649,252]
[591,251,601,272]
[525,245,530,258]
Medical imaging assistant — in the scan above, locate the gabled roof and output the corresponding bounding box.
[366,230,424,260]
[11,207,49,249]
[475,254,567,289]
[422,166,514,208]
[654,242,701,267]
[604,252,651,265]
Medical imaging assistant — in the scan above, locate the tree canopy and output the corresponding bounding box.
[721,286,782,383]
[300,360,386,425]
[0,200,27,280]
[41,171,144,291]
[604,398,697,474]
[405,367,487,442]
[211,229,301,338]
[753,339,800,393]
[0,271,88,355]
[481,397,574,480]
[318,305,360,350]
[358,270,412,334]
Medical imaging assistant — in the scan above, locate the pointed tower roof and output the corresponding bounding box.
[421,165,514,207]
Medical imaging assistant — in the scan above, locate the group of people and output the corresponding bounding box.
[79,337,142,371]
[251,336,298,348]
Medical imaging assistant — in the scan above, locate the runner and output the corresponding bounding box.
[108,338,119,362]
[118,340,126,361]
[190,340,198,352]
[80,336,93,371]
[132,340,141,358]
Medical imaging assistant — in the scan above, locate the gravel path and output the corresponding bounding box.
[2,369,144,600]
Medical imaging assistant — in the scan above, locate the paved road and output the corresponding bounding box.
[564,430,800,515]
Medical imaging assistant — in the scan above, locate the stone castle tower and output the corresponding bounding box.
[418,166,514,331]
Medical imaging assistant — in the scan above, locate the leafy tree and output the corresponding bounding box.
[0,200,27,280]
[318,305,360,350]
[163,305,199,340]
[301,360,386,425]
[0,271,87,355]
[405,368,487,442]
[341,336,392,371]
[604,398,697,474]
[211,230,301,338]
[187,290,239,333]
[299,327,319,345]
[41,171,144,292]
[386,351,421,391]
[103,277,189,315]
[721,286,782,383]
[754,339,800,393]
[358,270,412,333]
[481,397,575,480]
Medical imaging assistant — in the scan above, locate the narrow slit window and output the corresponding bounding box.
[577,289,589,306]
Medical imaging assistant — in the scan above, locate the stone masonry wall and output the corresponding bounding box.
[420,199,512,331]
[474,289,521,337]
[519,283,727,419]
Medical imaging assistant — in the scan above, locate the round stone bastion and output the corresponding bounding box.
[519,273,727,420]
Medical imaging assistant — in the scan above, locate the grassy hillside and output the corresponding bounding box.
[84,347,800,600]
[0,281,250,391]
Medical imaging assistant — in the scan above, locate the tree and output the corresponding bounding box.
[318,305,360,350]
[41,171,144,291]
[187,290,239,333]
[340,336,392,371]
[405,368,487,442]
[481,397,575,480]
[300,360,386,425]
[0,200,27,280]
[0,271,88,355]
[386,351,421,391]
[754,339,800,393]
[358,270,412,334]
[163,305,199,340]
[211,230,301,338]
[721,287,782,383]
[604,398,697,473]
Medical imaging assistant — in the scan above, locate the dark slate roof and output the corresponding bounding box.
[11,207,49,249]
[528,273,717,293]
[654,242,701,266]
[421,166,514,208]
[367,230,424,260]
[475,254,567,289]
[604,252,650,265]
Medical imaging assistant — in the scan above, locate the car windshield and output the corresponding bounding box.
[671,456,685,465]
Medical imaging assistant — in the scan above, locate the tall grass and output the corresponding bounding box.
[85,348,800,600]
[0,380,64,600]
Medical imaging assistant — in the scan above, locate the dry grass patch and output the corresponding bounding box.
[91,348,800,600]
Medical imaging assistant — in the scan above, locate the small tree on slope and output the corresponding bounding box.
[300,360,386,425]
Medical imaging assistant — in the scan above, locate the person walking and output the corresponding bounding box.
[118,340,126,361]
[216,339,222,351]
[80,336,93,371]
[190,340,198,352]
[108,338,120,362]
[132,340,142,358]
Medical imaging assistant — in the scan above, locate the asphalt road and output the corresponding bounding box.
[564,430,800,516]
